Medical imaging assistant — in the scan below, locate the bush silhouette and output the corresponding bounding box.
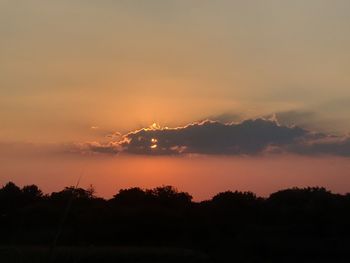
[1,181,350,262]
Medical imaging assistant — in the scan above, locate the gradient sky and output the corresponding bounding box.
[1,1,350,199]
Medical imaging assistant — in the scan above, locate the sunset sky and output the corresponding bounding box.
[1,1,350,200]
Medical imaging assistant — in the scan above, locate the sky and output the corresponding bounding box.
[1,1,350,199]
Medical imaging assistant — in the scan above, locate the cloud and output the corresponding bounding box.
[68,142,120,155]
[106,131,122,140]
[274,110,317,127]
[2,118,350,157]
[273,109,350,135]
[112,118,350,157]
[202,112,243,124]
[287,136,350,157]
[118,119,311,155]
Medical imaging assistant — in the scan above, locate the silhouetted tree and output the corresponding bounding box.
[212,190,258,207]
[0,182,23,213]
[112,187,148,205]
[21,184,43,203]
[0,181,21,197]
[1,179,350,263]
[147,185,192,207]
[268,187,332,206]
[50,186,95,202]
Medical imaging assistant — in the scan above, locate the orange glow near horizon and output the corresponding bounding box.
[1,154,350,201]
[2,1,350,204]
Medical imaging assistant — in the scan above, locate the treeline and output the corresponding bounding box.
[1,182,350,261]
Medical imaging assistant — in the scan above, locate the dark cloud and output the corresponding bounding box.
[288,136,350,157]
[2,118,347,158]
[119,119,309,155]
[72,118,350,157]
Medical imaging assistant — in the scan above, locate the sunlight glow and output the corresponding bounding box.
[150,122,160,130]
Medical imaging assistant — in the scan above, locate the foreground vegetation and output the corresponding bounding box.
[1,182,350,262]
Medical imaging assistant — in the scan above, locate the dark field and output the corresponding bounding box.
[2,240,350,263]
[0,246,209,263]
[2,182,350,262]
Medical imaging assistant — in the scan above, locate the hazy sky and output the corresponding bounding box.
[2,0,350,142]
[1,1,350,198]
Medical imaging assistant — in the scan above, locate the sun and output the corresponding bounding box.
[150,122,160,130]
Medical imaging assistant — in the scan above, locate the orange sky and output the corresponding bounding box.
[2,1,350,143]
[1,153,350,201]
[1,1,350,197]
